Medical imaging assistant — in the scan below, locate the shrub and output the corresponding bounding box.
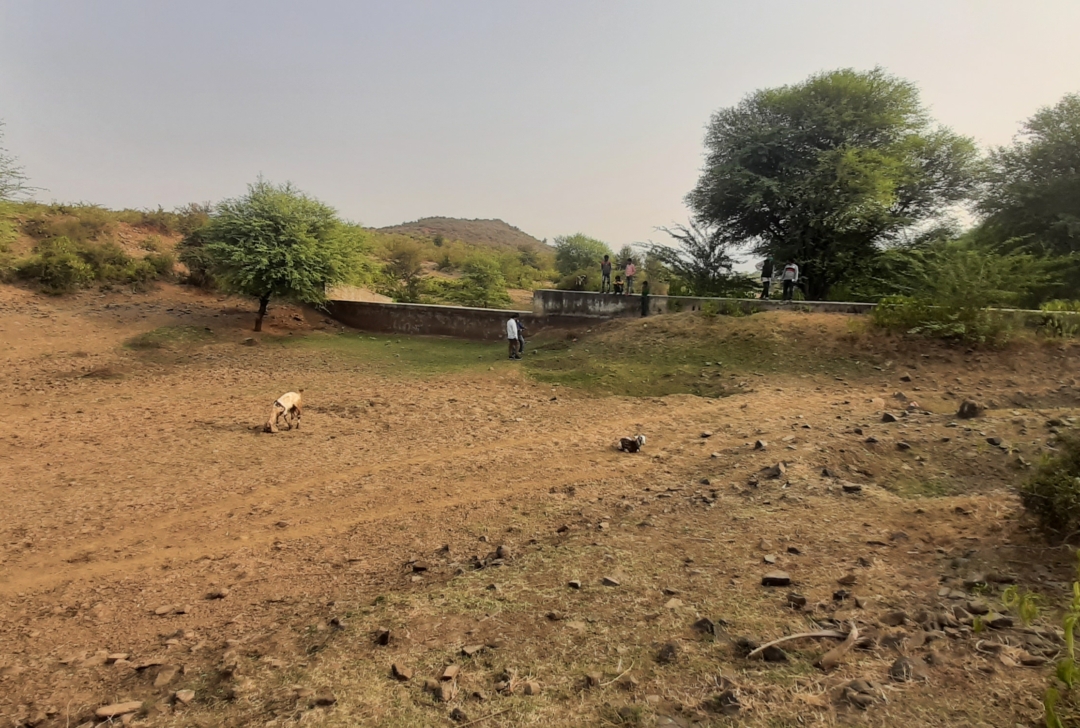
[16,237,95,293]
[871,295,1013,345]
[144,252,175,278]
[1021,434,1080,539]
[1040,300,1080,339]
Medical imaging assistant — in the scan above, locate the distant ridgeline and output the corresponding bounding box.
[376,217,549,253]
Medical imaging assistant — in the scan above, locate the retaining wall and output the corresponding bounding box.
[531,289,876,317]
[325,300,596,342]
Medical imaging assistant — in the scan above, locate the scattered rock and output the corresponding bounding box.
[762,645,788,662]
[966,599,990,615]
[450,707,469,723]
[900,374,912,382]
[95,702,143,719]
[763,554,777,565]
[761,463,786,479]
[896,441,911,451]
[787,593,807,609]
[889,656,929,682]
[701,431,713,438]
[153,665,178,688]
[987,613,1015,630]
[391,663,413,681]
[837,573,857,586]
[522,681,541,696]
[442,665,460,681]
[657,642,679,664]
[880,611,907,627]
[585,672,603,688]
[174,689,195,705]
[882,412,898,423]
[496,545,512,560]
[375,628,392,646]
[692,617,716,635]
[461,644,485,658]
[411,561,430,573]
[154,605,174,616]
[568,580,582,589]
[843,679,877,709]
[602,576,621,587]
[761,571,791,587]
[663,598,682,609]
[706,689,742,716]
[205,588,229,600]
[241,337,258,346]
[821,467,839,478]
[787,546,802,555]
[842,483,862,493]
[957,400,982,419]
[754,440,767,450]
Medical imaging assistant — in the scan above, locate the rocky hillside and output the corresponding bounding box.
[377,217,549,253]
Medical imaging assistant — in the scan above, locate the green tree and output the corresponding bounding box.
[454,257,512,308]
[650,222,755,297]
[200,180,367,331]
[687,68,979,300]
[553,233,612,277]
[979,93,1080,296]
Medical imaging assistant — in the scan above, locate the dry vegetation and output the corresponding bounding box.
[1,283,1080,728]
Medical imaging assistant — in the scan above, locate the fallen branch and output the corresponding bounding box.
[600,660,636,687]
[746,630,846,659]
[816,620,859,671]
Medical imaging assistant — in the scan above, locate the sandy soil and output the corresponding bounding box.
[1,282,1079,728]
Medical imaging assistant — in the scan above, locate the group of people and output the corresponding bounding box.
[759,258,802,300]
[600,255,637,295]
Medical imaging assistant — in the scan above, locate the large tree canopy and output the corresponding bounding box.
[979,93,1080,260]
[686,68,978,299]
[201,180,366,331]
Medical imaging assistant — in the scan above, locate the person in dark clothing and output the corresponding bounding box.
[600,255,612,293]
[613,275,624,294]
[640,280,650,316]
[760,258,774,299]
[516,318,526,354]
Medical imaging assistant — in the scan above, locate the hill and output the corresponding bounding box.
[377,216,549,253]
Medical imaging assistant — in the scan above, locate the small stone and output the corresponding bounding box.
[987,613,1014,630]
[461,644,485,657]
[425,678,440,692]
[411,561,429,572]
[496,545,512,560]
[787,593,807,608]
[787,546,801,555]
[761,571,791,587]
[889,656,928,681]
[837,573,857,586]
[754,440,767,450]
[375,628,391,646]
[154,605,174,616]
[986,436,1003,446]
[657,642,678,663]
[568,580,582,589]
[842,483,862,493]
[312,688,337,707]
[441,665,460,681]
[761,462,786,479]
[957,400,981,419]
[896,441,911,451]
[881,610,907,627]
[174,689,195,705]
[95,702,143,719]
[602,576,621,587]
[450,707,469,723]
[900,374,912,382]
[663,598,682,609]
[882,412,898,423]
[391,663,413,681]
[762,645,788,662]
[692,617,716,634]
[585,672,603,688]
[701,431,713,438]
[153,665,178,688]
[763,554,777,565]
[107,653,129,664]
[205,588,229,600]
[522,681,541,695]
[966,599,990,615]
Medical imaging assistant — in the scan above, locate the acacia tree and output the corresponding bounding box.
[0,121,32,200]
[201,180,366,331]
[553,233,612,277]
[650,222,754,297]
[686,68,978,299]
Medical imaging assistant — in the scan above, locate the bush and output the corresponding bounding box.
[1040,300,1080,339]
[16,237,95,293]
[871,295,1013,345]
[1021,434,1080,539]
[23,204,115,244]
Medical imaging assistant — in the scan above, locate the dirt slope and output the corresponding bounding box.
[1,283,1079,728]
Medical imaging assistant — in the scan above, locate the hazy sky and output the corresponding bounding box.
[1,1,1078,247]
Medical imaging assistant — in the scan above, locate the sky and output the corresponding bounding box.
[1,1,1078,248]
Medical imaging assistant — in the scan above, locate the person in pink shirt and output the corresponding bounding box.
[624,259,637,294]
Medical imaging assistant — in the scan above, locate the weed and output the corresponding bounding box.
[1044,552,1080,727]
[1040,300,1080,339]
[125,326,214,351]
[871,295,1012,346]
[1020,434,1080,539]
[1001,585,1041,625]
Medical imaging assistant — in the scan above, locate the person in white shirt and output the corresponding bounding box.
[781,261,799,301]
[506,313,522,360]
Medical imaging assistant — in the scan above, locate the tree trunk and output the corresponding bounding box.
[254,294,270,332]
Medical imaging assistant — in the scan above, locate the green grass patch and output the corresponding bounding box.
[282,332,504,375]
[883,476,957,499]
[125,325,215,351]
[524,312,870,398]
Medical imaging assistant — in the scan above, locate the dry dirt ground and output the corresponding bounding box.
[2,283,1080,728]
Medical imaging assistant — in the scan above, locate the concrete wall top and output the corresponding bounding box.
[532,289,876,317]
